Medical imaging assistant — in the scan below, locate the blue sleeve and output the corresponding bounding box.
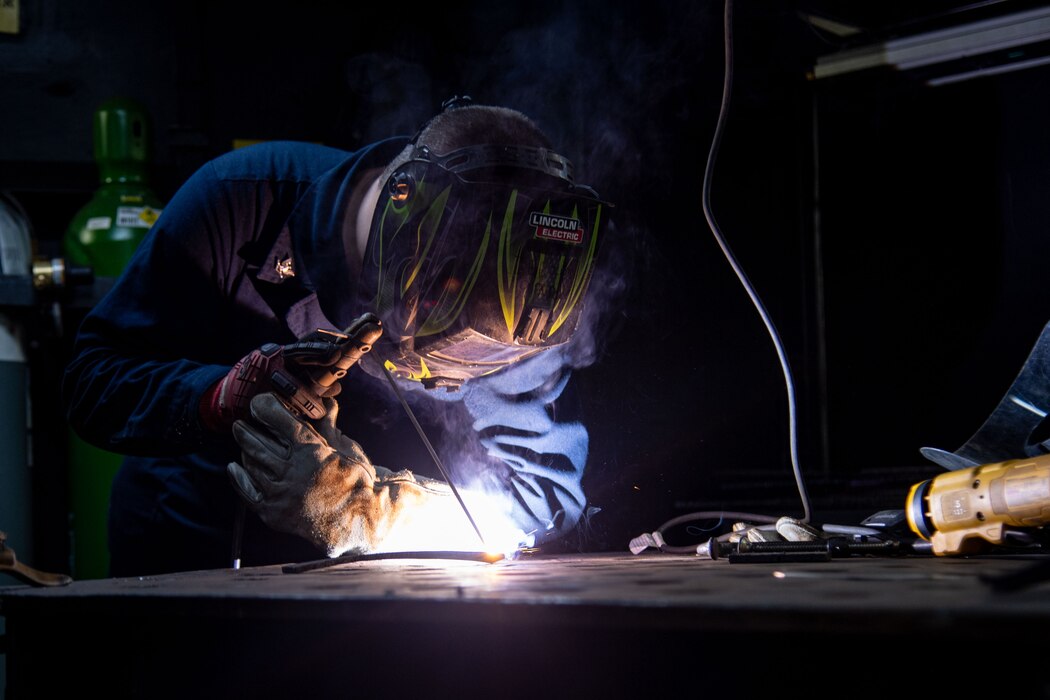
[61,161,238,456]
[460,348,588,544]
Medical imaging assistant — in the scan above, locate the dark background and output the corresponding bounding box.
[5,0,1050,571]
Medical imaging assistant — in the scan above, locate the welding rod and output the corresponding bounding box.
[369,350,487,548]
[231,501,245,569]
[283,549,504,574]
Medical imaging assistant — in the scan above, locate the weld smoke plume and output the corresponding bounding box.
[343,2,713,370]
[455,1,714,369]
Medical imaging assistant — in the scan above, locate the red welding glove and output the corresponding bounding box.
[226,393,459,557]
[199,332,346,433]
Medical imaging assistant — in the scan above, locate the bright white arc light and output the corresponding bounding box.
[374,488,533,557]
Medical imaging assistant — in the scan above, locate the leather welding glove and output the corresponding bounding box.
[199,330,347,433]
[227,392,456,557]
[312,397,379,472]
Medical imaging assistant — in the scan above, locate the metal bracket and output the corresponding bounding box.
[920,320,1050,470]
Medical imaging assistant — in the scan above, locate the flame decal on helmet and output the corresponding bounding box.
[385,357,432,381]
[372,178,431,314]
[401,185,452,295]
[497,189,522,335]
[548,203,601,336]
[372,198,401,314]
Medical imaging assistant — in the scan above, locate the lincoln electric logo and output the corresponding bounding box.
[530,212,583,244]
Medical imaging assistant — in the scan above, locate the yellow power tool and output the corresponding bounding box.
[906,453,1050,555]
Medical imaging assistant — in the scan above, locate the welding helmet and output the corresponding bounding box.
[358,142,608,390]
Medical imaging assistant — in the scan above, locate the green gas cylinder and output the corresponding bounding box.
[65,98,164,275]
[64,98,165,579]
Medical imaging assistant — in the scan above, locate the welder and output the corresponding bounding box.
[61,98,611,576]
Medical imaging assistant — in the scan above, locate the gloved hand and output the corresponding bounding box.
[199,331,347,433]
[226,393,456,557]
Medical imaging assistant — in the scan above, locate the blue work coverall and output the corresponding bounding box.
[61,138,590,576]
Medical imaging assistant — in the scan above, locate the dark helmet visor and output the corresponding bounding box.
[359,144,609,389]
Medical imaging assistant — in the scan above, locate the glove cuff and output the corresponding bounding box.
[198,377,231,433]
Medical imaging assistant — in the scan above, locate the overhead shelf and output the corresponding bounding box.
[812,4,1050,84]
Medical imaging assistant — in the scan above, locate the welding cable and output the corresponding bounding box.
[701,0,812,523]
[629,510,780,554]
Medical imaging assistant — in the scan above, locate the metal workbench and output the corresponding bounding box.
[2,550,1049,699]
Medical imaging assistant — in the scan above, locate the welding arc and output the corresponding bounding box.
[369,350,488,547]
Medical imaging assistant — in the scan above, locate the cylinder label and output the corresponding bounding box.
[116,206,161,228]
